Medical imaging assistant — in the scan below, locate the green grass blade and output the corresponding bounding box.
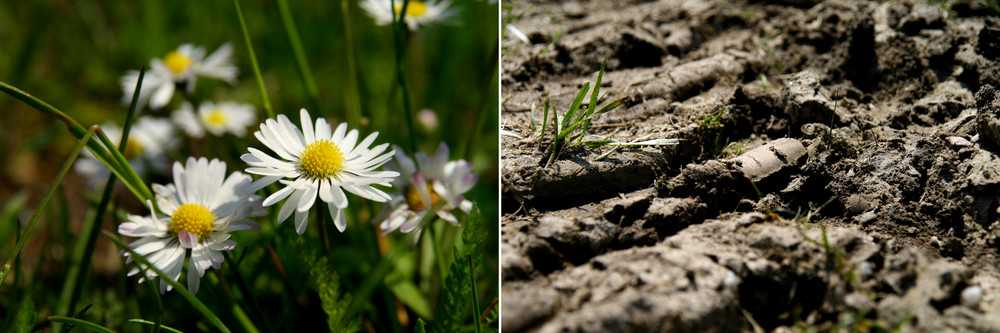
[539,95,549,139]
[0,126,95,285]
[391,0,417,154]
[276,0,322,116]
[63,304,94,333]
[57,65,146,324]
[93,128,153,201]
[233,0,275,119]
[562,82,589,130]
[231,303,261,333]
[468,255,482,333]
[104,232,233,333]
[127,319,183,333]
[47,316,114,333]
[223,251,272,332]
[386,279,432,319]
[340,0,364,126]
[0,191,28,246]
[596,97,625,115]
[0,81,147,199]
[587,59,606,117]
[578,60,606,144]
[9,295,35,333]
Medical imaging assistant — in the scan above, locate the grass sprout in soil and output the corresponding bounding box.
[502,0,1000,331]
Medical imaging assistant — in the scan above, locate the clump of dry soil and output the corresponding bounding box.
[501,0,1000,331]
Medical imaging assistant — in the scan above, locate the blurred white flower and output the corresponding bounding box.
[121,43,238,110]
[359,0,457,30]
[417,109,439,132]
[172,101,257,138]
[376,142,477,237]
[119,157,263,294]
[241,109,399,234]
[74,117,178,186]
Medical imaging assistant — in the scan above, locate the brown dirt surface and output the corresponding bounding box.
[501,0,1000,331]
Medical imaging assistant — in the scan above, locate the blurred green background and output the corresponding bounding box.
[0,0,497,331]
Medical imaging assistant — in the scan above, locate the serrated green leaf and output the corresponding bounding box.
[416,318,428,333]
[294,236,361,332]
[432,204,487,333]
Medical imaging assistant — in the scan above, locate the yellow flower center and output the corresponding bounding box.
[405,182,441,211]
[394,1,427,17]
[204,109,227,126]
[299,139,345,179]
[164,51,192,74]
[123,138,144,160]
[170,203,214,239]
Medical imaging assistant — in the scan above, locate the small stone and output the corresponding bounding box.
[947,136,972,147]
[961,286,983,307]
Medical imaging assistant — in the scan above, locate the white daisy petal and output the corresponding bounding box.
[119,157,263,294]
[242,109,398,234]
[278,189,306,222]
[294,210,309,234]
[187,259,201,295]
[297,182,319,212]
[300,108,315,144]
[372,141,478,238]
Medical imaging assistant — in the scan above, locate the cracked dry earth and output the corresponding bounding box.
[500,0,1000,332]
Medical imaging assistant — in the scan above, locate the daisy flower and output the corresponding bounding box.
[241,109,399,234]
[119,157,263,294]
[172,101,257,138]
[377,142,477,236]
[121,43,238,110]
[359,0,457,31]
[74,117,178,186]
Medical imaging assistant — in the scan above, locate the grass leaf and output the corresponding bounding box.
[276,0,322,116]
[562,82,590,130]
[233,0,275,119]
[387,278,433,319]
[578,59,606,144]
[11,296,35,333]
[56,65,147,325]
[47,316,114,333]
[0,81,151,202]
[0,126,96,285]
[128,319,184,333]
